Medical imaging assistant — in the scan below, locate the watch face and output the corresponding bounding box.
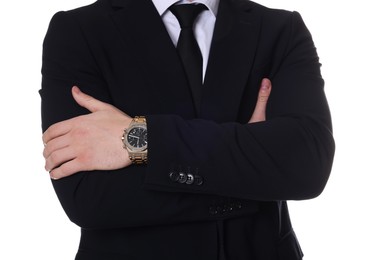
[126,126,147,150]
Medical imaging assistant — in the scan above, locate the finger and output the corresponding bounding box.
[42,118,73,144]
[249,78,272,123]
[45,146,76,173]
[250,78,271,122]
[49,159,84,180]
[72,86,113,113]
[43,133,70,159]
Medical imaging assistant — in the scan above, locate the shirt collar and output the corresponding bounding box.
[152,0,220,17]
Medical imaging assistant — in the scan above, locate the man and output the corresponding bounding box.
[40,0,335,259]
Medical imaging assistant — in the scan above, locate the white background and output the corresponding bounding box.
[0,0,371,259]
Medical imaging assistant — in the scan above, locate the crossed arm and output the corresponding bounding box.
[42,79,272,180]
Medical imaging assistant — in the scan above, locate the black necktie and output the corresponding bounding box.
[169,4,207,114]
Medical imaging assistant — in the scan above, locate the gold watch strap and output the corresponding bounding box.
[133,116,146,124]
[129,153,148,164]
[126,116,147,165]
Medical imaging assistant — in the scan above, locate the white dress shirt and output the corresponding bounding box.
[152,0,220,80]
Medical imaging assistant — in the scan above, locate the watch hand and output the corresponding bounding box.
[128,135,139,139]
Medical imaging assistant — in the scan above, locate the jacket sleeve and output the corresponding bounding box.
[40,11,259,230]
[143,11,335,201]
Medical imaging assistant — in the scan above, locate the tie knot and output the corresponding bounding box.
[169,4,207,29]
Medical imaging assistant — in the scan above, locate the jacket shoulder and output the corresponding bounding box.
[233,0,309,35]
[234,0,296,22]
[48,0,111,22]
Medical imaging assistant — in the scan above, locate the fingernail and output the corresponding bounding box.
[49,172,57,180]
[72,86,81,94]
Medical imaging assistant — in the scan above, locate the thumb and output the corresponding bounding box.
[248,78,272,123]
[71,86,112,112]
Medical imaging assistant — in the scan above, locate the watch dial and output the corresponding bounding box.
[127,127,147,148]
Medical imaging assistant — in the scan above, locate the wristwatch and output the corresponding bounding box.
[122,116,148,164]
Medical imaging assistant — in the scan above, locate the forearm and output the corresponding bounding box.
[143,11,336,201]
[41,51,259,230]
[50,166,259,229]
[144,112,334,201]
[47,106,333,229]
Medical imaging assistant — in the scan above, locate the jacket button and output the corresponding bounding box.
[194,175,203,186]
[233,202,242,210]
[222,205,229,214]
[186,174,194,184]
[178,172,187,183]
[169,172,179,182]
[209,206,218,215]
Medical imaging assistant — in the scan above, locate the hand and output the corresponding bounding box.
[248,78,272,123]
[43,86,133,180]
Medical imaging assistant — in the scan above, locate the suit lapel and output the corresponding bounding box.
[202,0,262,121]
[109,0,198,117]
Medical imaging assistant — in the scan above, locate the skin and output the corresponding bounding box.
[43,78,272,180]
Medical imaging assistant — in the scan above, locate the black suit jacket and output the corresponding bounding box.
[40,0,335,259]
